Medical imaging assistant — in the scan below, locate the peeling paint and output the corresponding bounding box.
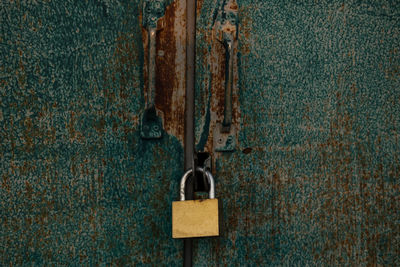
[1,0,184,265]
[195,0,400,266]
[1,0,400,266]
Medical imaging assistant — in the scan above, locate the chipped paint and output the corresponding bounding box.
[1,0,400,266]
[194,0,400,266]
[1,0,184,265]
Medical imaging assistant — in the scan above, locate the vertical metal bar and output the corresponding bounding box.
[185,0,196,159]
[184,0,196,265]
[222,36,233,131]
[147,28,157,110]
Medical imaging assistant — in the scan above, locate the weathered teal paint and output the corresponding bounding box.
[1,0,399,266]
[195,0,399,266]
[1,0,183,265]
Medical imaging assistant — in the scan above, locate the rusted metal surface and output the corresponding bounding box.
[1,0,185,265]
[154,0,186,142]
[194,0,400,266]
[1,0,399,265]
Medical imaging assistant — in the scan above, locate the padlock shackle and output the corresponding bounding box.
[180,167,215,201]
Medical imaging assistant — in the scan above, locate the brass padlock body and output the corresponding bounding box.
[172,198,219,238]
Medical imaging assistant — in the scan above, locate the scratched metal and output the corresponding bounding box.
[195,0,400,266]
[0,0,185,265]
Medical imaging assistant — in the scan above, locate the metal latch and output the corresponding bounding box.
[140,0,168,139]
[213,0,239,152]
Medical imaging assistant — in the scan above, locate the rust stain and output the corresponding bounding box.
[155,2,180,137]
[199,17,241,153]
[237,6,253,56]
[25,181,33,200]
[2,174,10,192]
[217,46,228,120]
[140,1,186,142]
[23,117,34,151]
[196,0,204,15]
[242,147,253,154]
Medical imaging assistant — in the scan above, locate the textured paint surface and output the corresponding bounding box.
[1,0,185,265]
[195,0,400,266]
[1,0,400,266]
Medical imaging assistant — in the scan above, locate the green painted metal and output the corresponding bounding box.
[1,0,183,265]
[1,0,399,266]
[195,0,399,265]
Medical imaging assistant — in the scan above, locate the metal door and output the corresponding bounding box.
[1,0,399,266]
[194,1,399,265]
[1,0,185,265]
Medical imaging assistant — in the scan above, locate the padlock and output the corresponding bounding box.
[172,167,219,238]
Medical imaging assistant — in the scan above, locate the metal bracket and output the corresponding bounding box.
[213,0,238,152]
[140,0,168,139]
[214,0,239,42]
[140,106,163,139]
[142,0,167,29]
[214,123,236,152]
